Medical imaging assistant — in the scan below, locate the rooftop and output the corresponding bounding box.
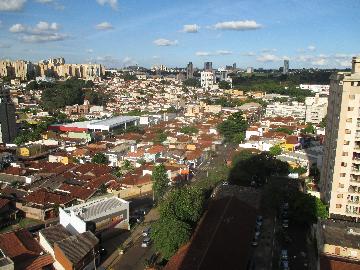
[39,224,72,248]
[63,196,128,222]
[321,219,360,249]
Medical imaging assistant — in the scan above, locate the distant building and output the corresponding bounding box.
[200,71,215,89]
[246,67,254,74]
[186,62,194,79]
[265,101,306,120]
[233,63,237,70]
[204,62,213,71]
[283,60,289,74]
[305,94,328,124]
[0,86,17,144]
[321,56,360,220]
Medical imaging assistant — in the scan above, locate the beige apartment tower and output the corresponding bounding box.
[321,56,360,220]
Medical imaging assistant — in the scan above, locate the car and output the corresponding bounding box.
[256,216,263,226]
[252,235,259,246]
[281,260,289,270]
[222,181,229,186]
[282,219,289,228]
[281,249,288,260]
[141,237,152,247]
[283,202,289,210]
[255,231,261,238]
[100,247,107,258]
[142,227,151,237]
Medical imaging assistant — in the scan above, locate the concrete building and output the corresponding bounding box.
[200,71,215,89]
[321,56,360,220]
[186,62,194,79]
[59,196,130,234]
[246,67,254,74]
[305,94,328,124]
[265,101,306,120]
[0,86,17,144]
[204,62,212,71]
[283,59,289,74]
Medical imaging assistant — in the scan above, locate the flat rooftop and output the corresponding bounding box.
[88,116,139,129]
[63,196,128,222]
[321,219,360,249]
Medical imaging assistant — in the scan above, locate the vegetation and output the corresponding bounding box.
[183,78,200,87]
[320,115,327,128]
[218,81,231,89]
[153,131,168,144]
[269,145,282,156]
[302,124,316,134]
[289,166,308,175]
[121,73,138,81]
[151,164,169,202]
[91,153,108,164]
[217,112,248,143]
[179,126,199,135]
[274,127,293,135]
[124,109,151,116]
[229,151,289,186]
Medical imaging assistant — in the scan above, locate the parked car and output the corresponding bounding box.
[281,260,289,270]
[282,219,289,228]
[142,227,151,237]
[256,215,263,226]
[141,237,152,247]
[252,234,259,246]
[281,249,288,260]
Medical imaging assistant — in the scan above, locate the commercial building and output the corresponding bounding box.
[283,59,289,74]
[305,94,328,124]
[0,86,17,144]
[186,62,194,79]
[59,196,130,234]
[200,71,215,89]
[204,62,213,71]
[321,56,360,220]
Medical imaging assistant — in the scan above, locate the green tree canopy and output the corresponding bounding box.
[91,153,108,164]
[183,78,200,87]
[302,124,316,134]
[218,81,231,89]
[217,111,248,143]
[274,127,293,135]
[269,145,282,156]
[151,164,169,202]
[151,217,191,260]
[180,126,199,135]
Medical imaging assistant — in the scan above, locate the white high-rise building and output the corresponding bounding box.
[321,56,360,220]
[201,71,215,89]
[305,94,328,124]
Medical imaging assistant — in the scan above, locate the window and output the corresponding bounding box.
[348,107,354,111]
[342,152,348,156]
[337,194,343,198]
[346,118,353,123]
[345,129,351,134]
[341,162,347,167]
[344,140,350,145]
[340,173,346,177]
[339,183,345,188]
[349,94,356,99]
[336,204,342,209]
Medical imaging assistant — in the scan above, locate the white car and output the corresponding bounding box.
[141,237,152,247]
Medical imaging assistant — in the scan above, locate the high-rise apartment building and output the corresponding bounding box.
[321,56,360,220]
[283,60,289,74]
[186,62,194,79]
[305,94,328,124]
[204,62,212,71]
[200,71,215,89]
[0,86,17,144]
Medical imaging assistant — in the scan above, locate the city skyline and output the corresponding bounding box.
[0,0,360,69]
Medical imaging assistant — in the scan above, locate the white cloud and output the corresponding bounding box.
[21,33,67,43]
[216,50,232,55]
[36,0,53,3]
[35,0,64,10]
[9,21,68,43]
[262,48,277,53]
[196,51,212,56]
[257,54,282,62]
[311,58,326,65]
[96,0,117,10]
[213,20,262,31]
[242,52,256,56]
[182,24,199,33]
[307,45,316,51]
[122,56,136,66]
[86,49,94,53]
[9,23,26,33]
[95,22,114,30]
[0,0,26,11]
[153,38,178,46]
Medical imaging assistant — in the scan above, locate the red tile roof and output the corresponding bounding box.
[0,198,10,208]
[24,188,75,207]
[57,183,96,201]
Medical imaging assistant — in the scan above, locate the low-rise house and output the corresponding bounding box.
[0,198,17,228]
[0,229,54,270]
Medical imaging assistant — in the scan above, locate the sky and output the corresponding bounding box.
[0,0,359,69]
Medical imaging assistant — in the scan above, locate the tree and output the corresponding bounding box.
[151,217,191,260]
[154,132,167,144]
[180,126,198,135]
[218,81,231,89]
[183,78,200,87]
[269,145,282,156]
[320,115,327,128]
[217,111,248,143]
[274,127,293,135]
[151,164,169,202]
[302,124,316,134]
[159,187,205,225]
[315,197,328,219]
[91,153,108,164]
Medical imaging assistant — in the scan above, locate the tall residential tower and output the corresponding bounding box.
[0,85,17,144]
[321,56,360,220]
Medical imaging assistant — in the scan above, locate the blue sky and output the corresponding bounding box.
[0,0,359,69]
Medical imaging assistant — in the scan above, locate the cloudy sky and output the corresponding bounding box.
[0,0,359,68]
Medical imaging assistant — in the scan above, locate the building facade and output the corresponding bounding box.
[265,101,306,120]
[305,94,328,124]
[186,62,193,79]
[321,57,360,220]
[0,86,17,144]
[200,71,215,89]
[283,59,289,74]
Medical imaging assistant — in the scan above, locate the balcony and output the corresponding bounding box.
[351,167,360,174]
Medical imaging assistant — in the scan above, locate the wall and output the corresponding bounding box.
[54,244,72,270]
[109,182,153,199]
[16,202,44,221]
